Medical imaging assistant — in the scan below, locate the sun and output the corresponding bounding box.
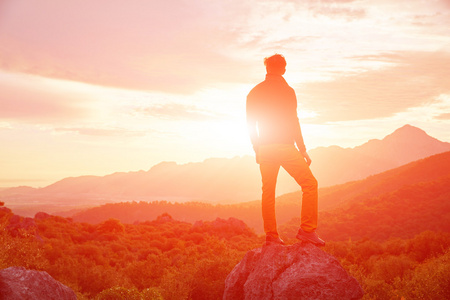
[201,117,251,157]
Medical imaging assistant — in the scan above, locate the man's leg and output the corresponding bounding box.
[280,148,318,233]
[259,162,280,238]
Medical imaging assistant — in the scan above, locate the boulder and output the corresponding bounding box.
[224,242,363,300]
[0,267,76,300]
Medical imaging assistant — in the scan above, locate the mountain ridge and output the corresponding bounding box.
[2,125,450,217]
[70,151,450,237]
[307,124,450,186]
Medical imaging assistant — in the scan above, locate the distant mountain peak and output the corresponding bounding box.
[398,124,417,130]
[384,124,441,144]
[390,124,426,136]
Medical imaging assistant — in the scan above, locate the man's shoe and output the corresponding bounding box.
[265,235,285,246]
[296,228,325,247]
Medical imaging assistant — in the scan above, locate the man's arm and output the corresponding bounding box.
[291,90,312,166]
[294,124,312,166]
[300,149,312,166]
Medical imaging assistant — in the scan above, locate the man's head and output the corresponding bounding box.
[264,54,286,75]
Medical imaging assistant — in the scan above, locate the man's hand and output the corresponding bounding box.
[300,150,312,166]
[253,145,260,164]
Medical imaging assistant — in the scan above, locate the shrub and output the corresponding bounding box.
[370,255,415,283]
[141,287,164,300]
[406,231,450,262]
[399,251,450,299]
[96,286,141,300]
[0,220,47,270]
[98,219,125,234]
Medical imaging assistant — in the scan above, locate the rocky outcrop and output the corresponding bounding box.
[0,267,76,300]
[224,242,363,300]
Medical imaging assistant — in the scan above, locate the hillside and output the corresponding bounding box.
[281,175,450,242]
[2,125,450,217]
[3,203,449,299]
[318,148,450,210]
[72,151,450,237]
[280,152,450,241]
[70,193,301,235]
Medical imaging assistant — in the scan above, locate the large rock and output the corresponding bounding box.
[224,242,363,300]
[0,267,76,300]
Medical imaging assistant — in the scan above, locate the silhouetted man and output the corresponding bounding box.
[246,54,325,246]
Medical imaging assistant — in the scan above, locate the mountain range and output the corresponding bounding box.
[2,124,450,217]
[70,150,450,238]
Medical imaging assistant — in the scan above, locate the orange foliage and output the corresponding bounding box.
[324,231,450,299]
[280,176,450,242]
[29,213,259,298]
[71,196,302,236]
[1,200,449,299]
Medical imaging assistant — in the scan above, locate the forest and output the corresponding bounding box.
[1,200,449,300]
[68,151,450,240]
[1,152,450,299]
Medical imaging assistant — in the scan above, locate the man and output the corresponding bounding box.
[246,54,325,247]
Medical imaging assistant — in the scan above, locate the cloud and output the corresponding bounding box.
[299,51,450,122]
[0,122,12,130]
[54,127,146,137]
[1,0,448,97]
[0,76,87,123]
[308,4,366,20]
[0,0,253,94]
[279,0,366,20]
[434,113,450,120]
[136,103,224,121]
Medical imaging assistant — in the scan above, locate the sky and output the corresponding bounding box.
[1,0,450,188]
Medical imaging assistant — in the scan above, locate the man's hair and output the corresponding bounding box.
[264,54,286,75]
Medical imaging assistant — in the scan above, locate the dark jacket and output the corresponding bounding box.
[246,73,306,152]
